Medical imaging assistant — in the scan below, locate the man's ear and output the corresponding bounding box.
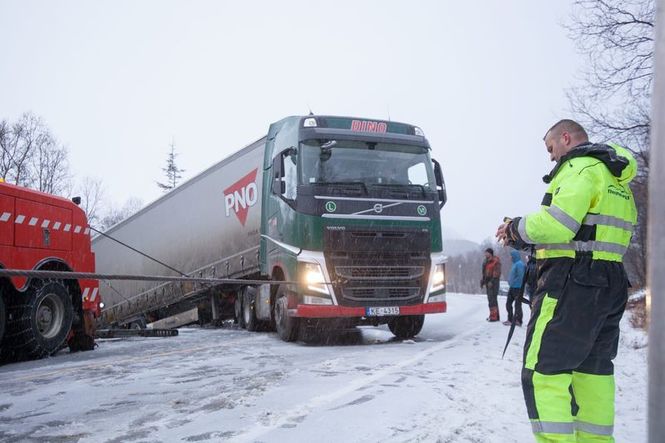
[562,131,571,145]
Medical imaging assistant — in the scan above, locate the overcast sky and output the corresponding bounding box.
[0,1,584,243]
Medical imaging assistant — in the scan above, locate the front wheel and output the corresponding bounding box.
[6,280,74,359]
[388,315,424,339]
[274,286,298,342]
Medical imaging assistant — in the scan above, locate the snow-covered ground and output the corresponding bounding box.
[0,293,647,442]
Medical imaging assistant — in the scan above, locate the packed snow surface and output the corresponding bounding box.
[0,293,647,442]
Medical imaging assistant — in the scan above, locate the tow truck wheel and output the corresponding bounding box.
[0,294,6,349]
[7,280,73,359]
[388,315,424,339]
[274,286,298,342]
[243,287,259,332]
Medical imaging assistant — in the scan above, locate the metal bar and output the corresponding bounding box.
[95,329,179,339]
[649,0,665,440]
[0,269,305,286]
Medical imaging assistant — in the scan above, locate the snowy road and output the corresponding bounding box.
[0,293,647,442]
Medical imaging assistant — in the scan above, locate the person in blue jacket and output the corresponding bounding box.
[504,249,526,326]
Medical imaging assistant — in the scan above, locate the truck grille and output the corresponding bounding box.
[342,286,421,301]
[324,227,431,307]
[335,266,424,280]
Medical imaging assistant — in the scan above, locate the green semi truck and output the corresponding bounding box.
[94,115,448,341]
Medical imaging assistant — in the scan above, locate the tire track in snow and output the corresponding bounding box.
[234,322,489,443]
[1,333,266,383]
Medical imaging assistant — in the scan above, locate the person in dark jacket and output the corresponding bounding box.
[524,254,537,306]
[503,249,525,326]
[480,248,501,322]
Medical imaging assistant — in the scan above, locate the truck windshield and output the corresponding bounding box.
[299,140,436,189]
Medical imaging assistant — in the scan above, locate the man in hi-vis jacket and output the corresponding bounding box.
[496,119,637,442]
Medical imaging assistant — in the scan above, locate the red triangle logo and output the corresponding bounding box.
[223,169,259,226]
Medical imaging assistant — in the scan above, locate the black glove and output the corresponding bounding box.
[505,217,530,251]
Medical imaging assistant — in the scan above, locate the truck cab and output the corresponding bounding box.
[251,115,447,341]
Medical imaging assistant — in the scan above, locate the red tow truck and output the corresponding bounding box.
[0,179,101,363]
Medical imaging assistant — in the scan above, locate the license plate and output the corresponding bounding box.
[366,306,400,316]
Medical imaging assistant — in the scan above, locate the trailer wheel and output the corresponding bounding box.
[242,287,259,332]
[6,280,74,359]
[275,286,298,342]
[129,318,146,330]
[388,315,424,339]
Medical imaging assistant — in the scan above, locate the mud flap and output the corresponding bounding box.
[68,310,97,352]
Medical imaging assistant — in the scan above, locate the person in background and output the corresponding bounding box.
[524,254,537,307]
[504,249,525,326]
[480,247,501,322]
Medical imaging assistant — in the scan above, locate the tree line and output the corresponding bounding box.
[1,112,184,232]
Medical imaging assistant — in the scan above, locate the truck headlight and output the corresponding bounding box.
[301,262,331,296]
[430,263,445,293]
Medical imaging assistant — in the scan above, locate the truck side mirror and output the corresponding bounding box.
[272,154,284,195]
[432,158,447,208]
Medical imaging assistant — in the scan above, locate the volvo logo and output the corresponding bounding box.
[417,205,427,216]
[373,203,383,213]
[325,201,337,212]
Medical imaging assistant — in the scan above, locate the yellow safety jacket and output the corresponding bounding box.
[512,143,637,262]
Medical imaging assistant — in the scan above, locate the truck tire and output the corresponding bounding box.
[6,280,74,359]
[243,286,259,332]
[275,286,298,342]
[388,315,424,340]
[0,294,6,348]
[235,291,246,329]
[129,318,146,330]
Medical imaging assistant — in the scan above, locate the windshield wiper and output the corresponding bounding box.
[367,183,428,197]
[315,181,368,194]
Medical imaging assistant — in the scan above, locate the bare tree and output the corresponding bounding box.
[157,140,185,192]
[75,176,106,228]
[0,119,15,180]
[99,197,144,232]
[566,0,655,287]
[0,112,71,195]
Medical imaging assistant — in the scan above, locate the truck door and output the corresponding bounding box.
[15,199,72,251]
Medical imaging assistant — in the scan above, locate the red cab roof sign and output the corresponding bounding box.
[350,120,388,133]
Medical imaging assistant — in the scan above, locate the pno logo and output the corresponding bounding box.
[224,169,259,226]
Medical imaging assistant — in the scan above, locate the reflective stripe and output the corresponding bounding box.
[525,295,558,369]
[575,420,614,436]
[535,241,627,255]
[583,214,634,232]
[518,216,534,244]
[531,420,575,434]
[546,205,581,233]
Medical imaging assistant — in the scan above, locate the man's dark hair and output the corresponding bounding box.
[544,119,588,141]
[485,247,494,255]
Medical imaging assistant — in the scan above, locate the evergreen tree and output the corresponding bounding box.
[157,141,185,192]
